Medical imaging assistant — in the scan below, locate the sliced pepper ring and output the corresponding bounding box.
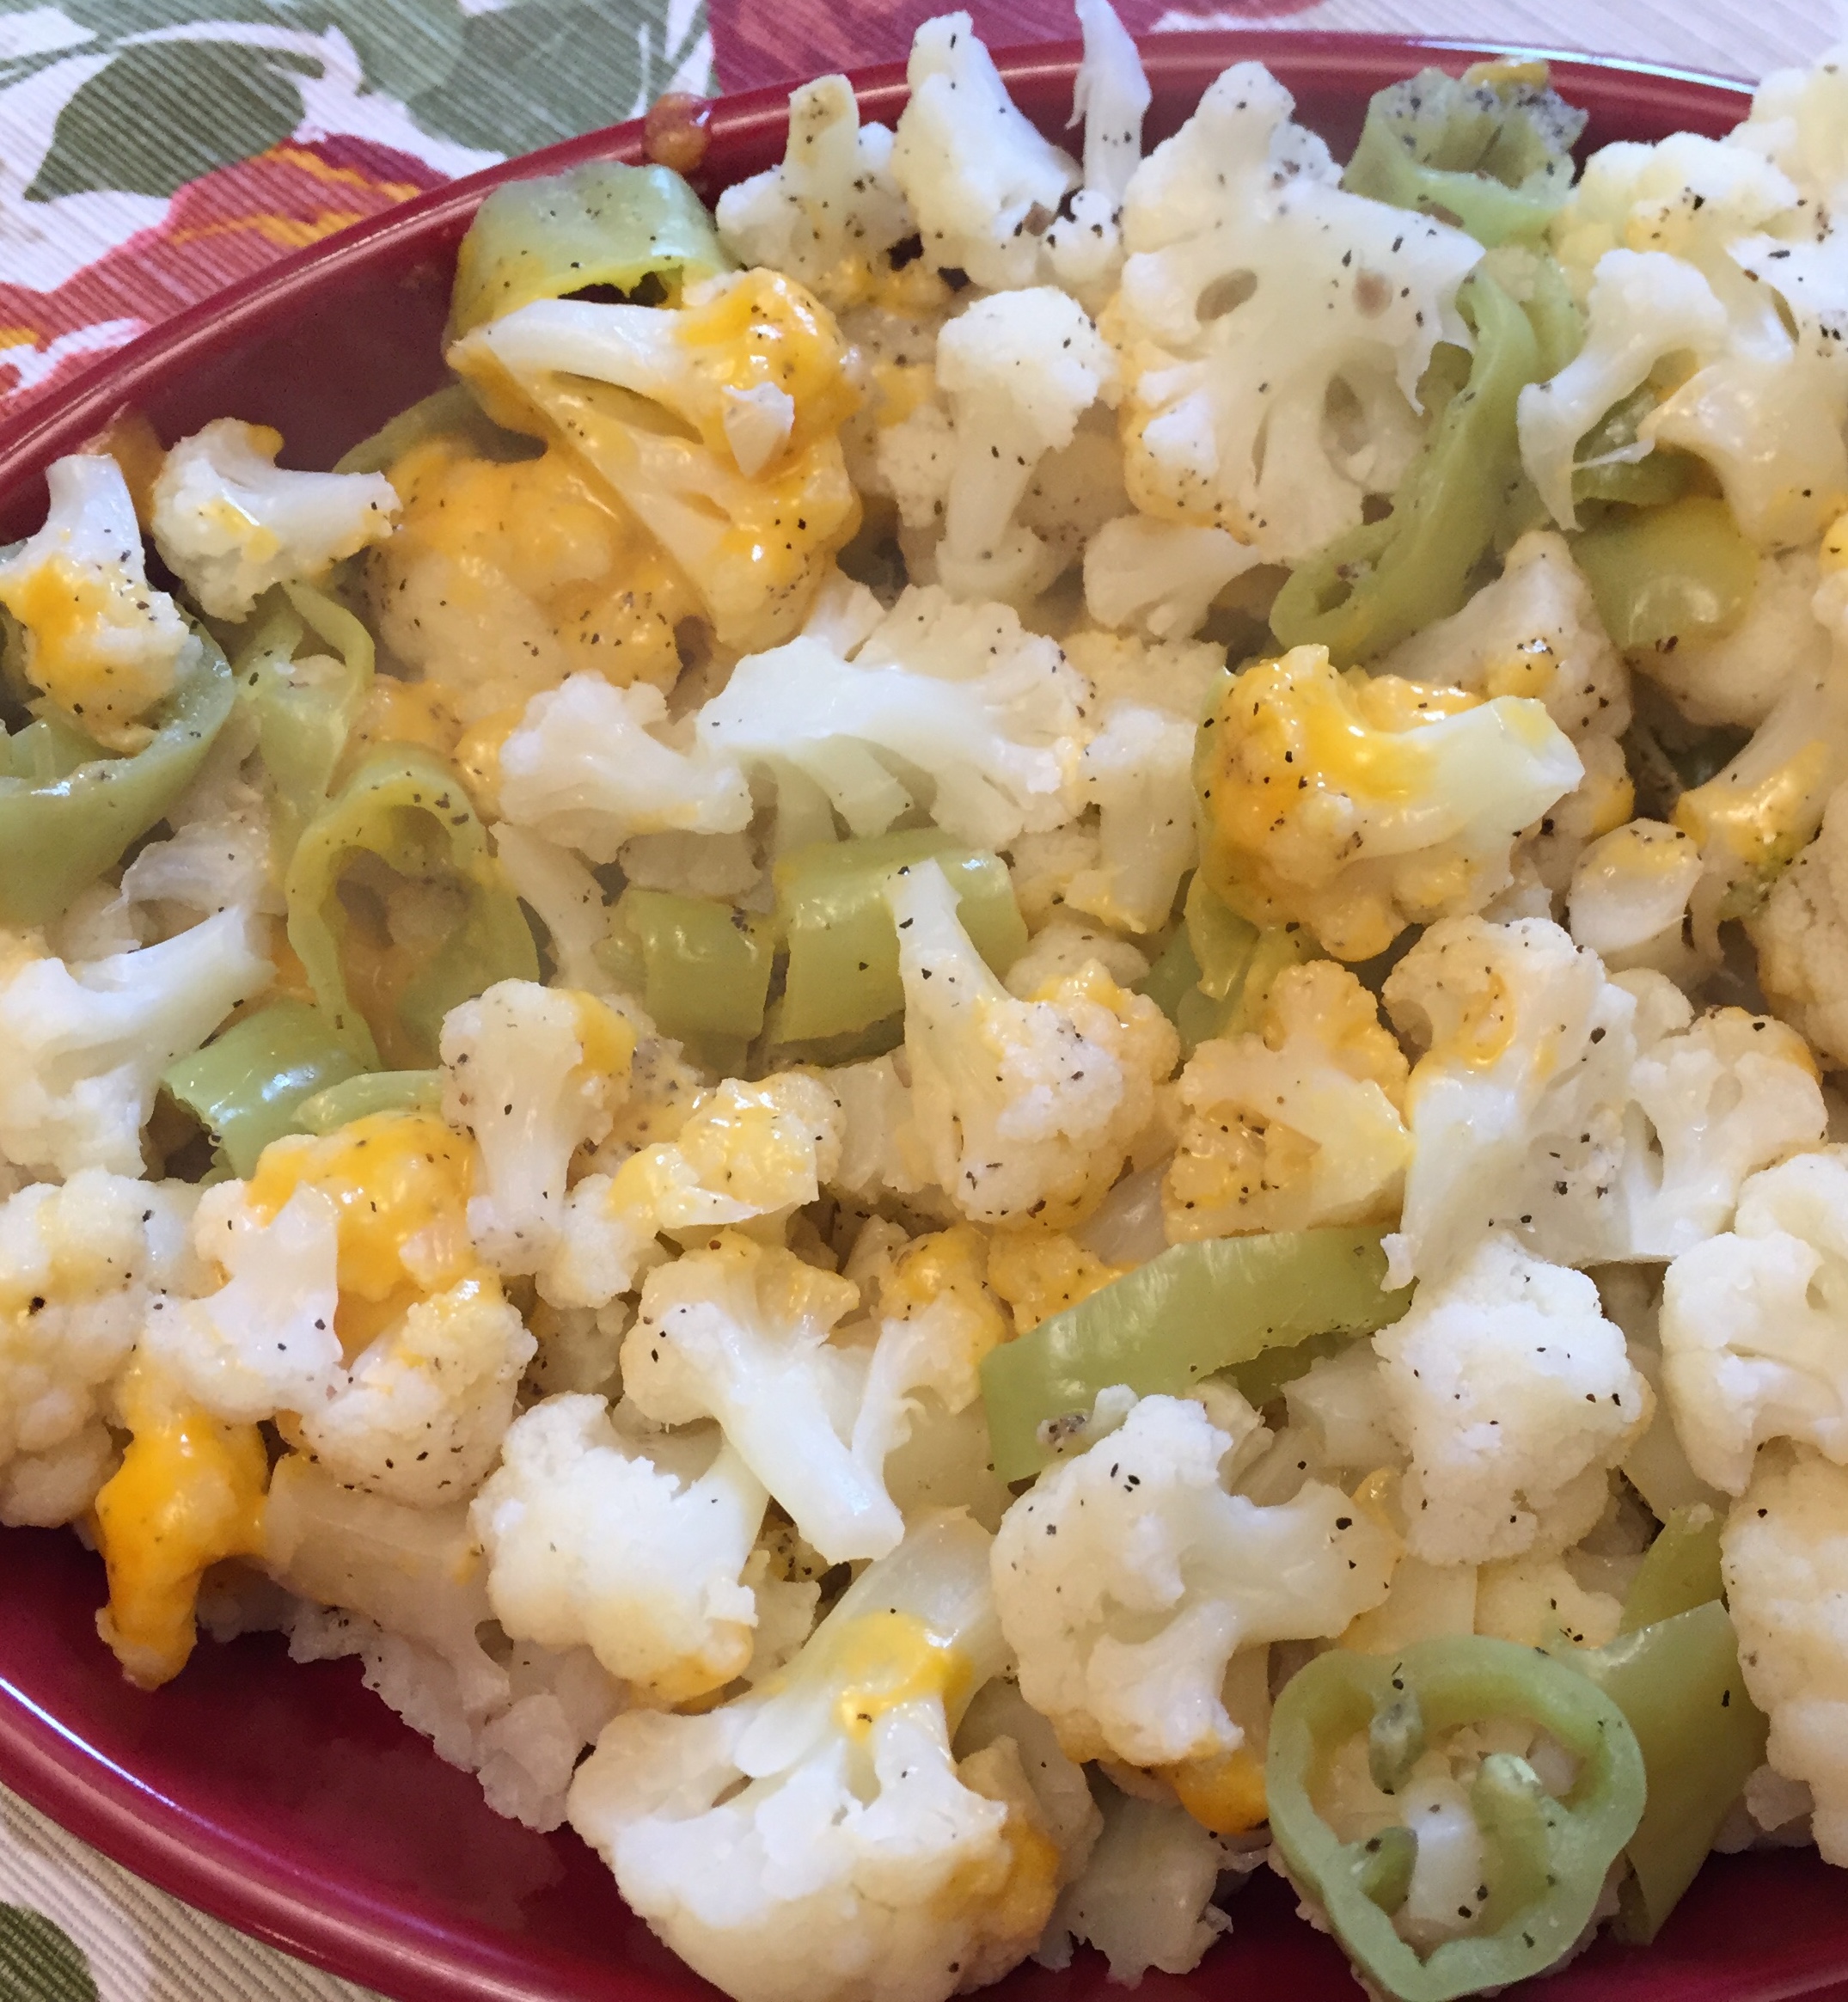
[1267,1635,1645,2002]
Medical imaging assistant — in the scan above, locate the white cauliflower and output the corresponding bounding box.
[141,1182,343,1422]
[696,585,1086,851]
[923,289,1115,603]
[568,1512,1056,2002]
[1111,62,1480,562]
[543,1071,843,1309]
[1081,513,1258,642]
[1723,1446,1848,1864]
[1195,645,1582,961]
[1040,0,1151,302]
[439,981,635,1273]
[0,451,191,751]
[471,1393,796,1705]
[890,13,1078,291]
[496,673,753,865]
[1037,1785,1230,1984]
[150,419,399,620]
[1751,783,1848,1071]
[488,823,615,994]
[1063,701,1196,934]
[293,1275,535,1506]
[117,720,281,929]
[1380,529,1631,891]
[1373,1234,1648,1565]
[1568,820,1703,975]
[1383,916,1823,1284]
[449,271,862,652]
[1659,1148,1848,1495]
[1517,248,1730,530]
[1163,959,1411,1241]
[888,859,1177,1227]
[715,76,913,309]
[0,1172,197,1526]
[623,1229,1001,1565]
[0,909,272,1180]
[993,1393,1396,1766]
[1545,133,1848,548]
[1635,546,1825,728]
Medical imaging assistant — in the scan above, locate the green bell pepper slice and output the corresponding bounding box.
[1573,1598,1766,1944]
[1270,271,1543,665]
[285,745,539,1068]
[1267,1636,1646,2002]
[162,1000,366,1179]
[1341,64,1588,248]
[1136,879,1313,1058]
[448,160,732,341]
[1572,494,1758,653]
[239,580,374,859]
[1619,1503,1723,1636]
[0,628,235,926]
[598,885,774,1073]
[774,831,1027,1044]
[294,1068,442,1134]
[1572,387,1698,510]
[980,1229,1411,1481]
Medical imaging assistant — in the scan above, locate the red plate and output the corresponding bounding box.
[3,34,1844,2002]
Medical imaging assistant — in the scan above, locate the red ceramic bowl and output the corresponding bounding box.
[3,33,1846,2002]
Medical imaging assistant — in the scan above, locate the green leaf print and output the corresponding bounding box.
[0,1906,101,2002]
[408,0,708,157]
[27,36,316,199]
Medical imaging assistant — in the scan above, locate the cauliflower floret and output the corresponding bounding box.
[450,270,862,652]
[986,1227,1126,1335]
[1568,820,1703,975]
[1081,514,1259,642]
[569,1512,1053,2002]
[1723,1445,1848,1864]
[117,720,281,930]
[150,419,399,620]
[0,451,191,751]
[1040,0,1151,303]
[902,289,1115,603]
[715,76,913,309]
[889,859,1177,1227]
[993,1393,1396,1766]
[488,823,614,993]
[1517,248,1729,530]
[823,1053,937,1206]
[0,1172,197,1527]
[1111,63,1479,562]
[0,909,272,1179]
[496,673,753,866]
[624,1228,1001,1565]
[1163,960,1411,1241]
[1635,546,1825,729]
[439,981,636,1273]
[1373,1234,1648,1565]
[544,1071,843,1308]
[1751,783,1848,1070]
[369,438,702,716]
[1062,701,1196,934]
[1659,1148,1848,1495]
[293,1272,535,1505]
[1543,136,1848,548]
[697,585,1086,851]
[1195,645,1582,961]
[1383,916,1824,1283]
[1380,530,1632,891]
[141,1181,344,1422]
[889,13,1078,292]
[472,1394,787,1705]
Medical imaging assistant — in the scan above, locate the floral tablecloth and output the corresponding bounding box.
[0,0,1833,1994]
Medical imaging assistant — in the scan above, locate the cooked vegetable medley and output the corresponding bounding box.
[10,15,1848,1997]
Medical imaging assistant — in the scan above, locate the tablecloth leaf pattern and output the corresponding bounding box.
[0,0,1833,1996]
